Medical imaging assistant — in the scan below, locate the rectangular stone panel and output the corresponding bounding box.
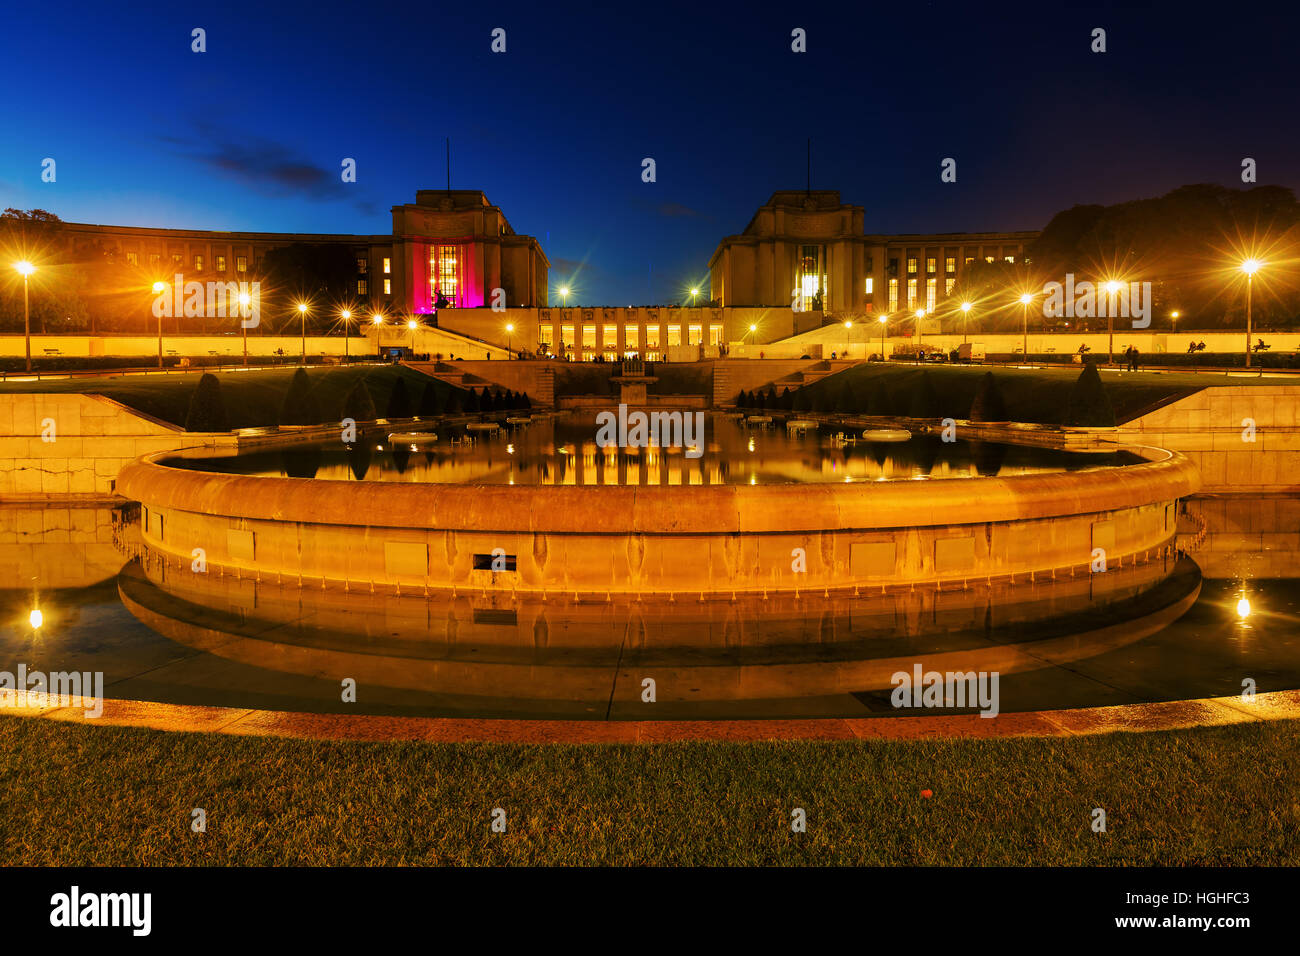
[850,540,896,577]
[385,541,429,578]
[935,536,976,573]
[227,529,255,562]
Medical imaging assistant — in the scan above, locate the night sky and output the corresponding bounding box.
[2,0,1298,305]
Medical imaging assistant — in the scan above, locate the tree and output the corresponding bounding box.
[184,373,229,432]
[279,368,320,425]
[445,389,464,414]
[1066,362,1116,426]
[968,372,1007,422]
[463,388,480,413]
[340,377,377,422]
[417,381,442,416]
[519,392,532,411]
[385,376,412,419]
[907,371,941,418]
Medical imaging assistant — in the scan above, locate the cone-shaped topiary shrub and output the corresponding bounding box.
[279,367,320,426]
[385,376,412,419]
[1066,362,1116,426]
[445,389,464,414]
[184,372,229,432]
[968,372,1007,422]
[908,371,941,419]
[417,381,442,417]
[340,377,377,423]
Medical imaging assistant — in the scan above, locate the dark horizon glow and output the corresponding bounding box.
[2,0,1298,304]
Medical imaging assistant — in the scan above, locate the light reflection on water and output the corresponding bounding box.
[162,413,1142,486]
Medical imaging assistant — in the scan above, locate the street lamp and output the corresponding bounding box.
[690,287,700,307]
[914,309,926,362]
[506,322,514,358]
[407,317,418,355]
[1241,259,1262,368]
[340,309,352,363]
[296,302,309,364]
[878,313,888,360]
[843,319,852,357]
[14,261,36,373]
[1018,292,1033,361]
[559,286,570,307]
[1104,280,1122,365]
[238,292,252,365]
[960,301,972,345]
[152,281,167,369]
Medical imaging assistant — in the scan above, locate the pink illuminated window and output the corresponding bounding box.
[430,245,463,307]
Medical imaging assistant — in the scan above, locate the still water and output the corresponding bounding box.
[160,413,1143,486]
[1,495,1296,720]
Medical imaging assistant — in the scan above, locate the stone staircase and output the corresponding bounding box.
[715,359,860,405]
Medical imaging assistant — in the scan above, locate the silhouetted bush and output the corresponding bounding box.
[279,368,320,426]
[184,373,229,432]
[908,371,941,418]
[520,392,532,411]
[463,388,480,413]
[1066,362,1116,426]
[385,377,412,419]
[968,372,1007,422]
[792,387,812,412]
[340,378,377,422]
[445,390,464,414]
[417,381,442,417]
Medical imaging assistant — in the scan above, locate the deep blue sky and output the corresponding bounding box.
[3,0,1298,304]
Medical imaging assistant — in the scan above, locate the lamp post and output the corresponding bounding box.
[878,314,888,360]
[960,301,972,345]
[407,317,418,355]
[1241,259,1261,368]
[1104,280,1121,365]
[914,309,925,362]
[238,292,252,365]
[297,302,309,364]
[341,309,351,363]
[1019,292,1033,361]
[372,313,384,360]
[506,322,514,358]
[152,281,167,369]
[690,287,699,307]
[843,319,852,357]
[14,262,35,373]
[559,286,570,307]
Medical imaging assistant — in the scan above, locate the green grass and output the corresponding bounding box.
[796,363,1220,425]
[0,365,449,430]
[3,715,1297,865]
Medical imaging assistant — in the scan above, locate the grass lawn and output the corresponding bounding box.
[3,715,1297,866]
[794,363,1224,424]
[0,364,449,430]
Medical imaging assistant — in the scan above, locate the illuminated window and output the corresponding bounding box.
[150,253,161,267]
[216,255,226,271]
[985,256,995,264]
[357,279,368,295]
[907,278,917,308]
[946,257,956,273]
[888,278,899,311]
[799,245,820,300]
[236,256,247,273]
[193,255,204,271]
[539,324,554,347]
[667,325,682,347]
[172,254,183,267]
[926,278,936,311]
[965,257,974,266]
[945,277,955,294]
[384,278,391,295]
[430,245,462,307]
[1004,255,1015,264]
[582,325,597,349]
[907,257,918,275]
[624,325,639,349]
[645,325,660,348]
[125,251,138,266]
[603,325,618,348]
[356,257,368,273]
[383,257,391,274]
[709,324,723,346]
[926,257,936,274]
[561,324,575,348]
[864,277,873,294]
[688,324,702,345]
